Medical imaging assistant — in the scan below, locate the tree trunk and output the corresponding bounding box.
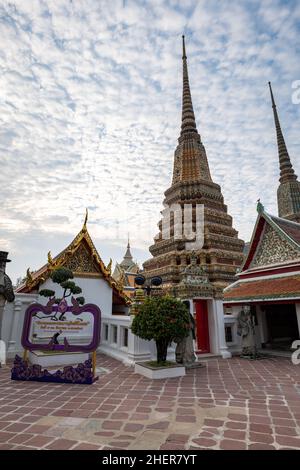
[156,339,168,363]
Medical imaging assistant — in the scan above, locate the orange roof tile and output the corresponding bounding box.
[224,275,300,302]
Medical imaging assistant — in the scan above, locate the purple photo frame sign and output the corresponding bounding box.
[21,301,101,352]
[11,299,101,385]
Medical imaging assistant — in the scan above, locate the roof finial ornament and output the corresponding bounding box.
[107,258,112,275]
[182,34,186,59]
[25,268,33,286]
[83,208,88,232]
[47,251,54,266]
[256,199,264,214]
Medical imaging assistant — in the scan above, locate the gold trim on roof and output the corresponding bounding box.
[17,220,131,305]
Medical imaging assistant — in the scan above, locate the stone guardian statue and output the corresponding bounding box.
[0,251,15,345]
[175,312,197,367]
[237,305,257,358]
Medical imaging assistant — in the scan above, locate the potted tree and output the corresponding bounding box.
[131,295,190,379]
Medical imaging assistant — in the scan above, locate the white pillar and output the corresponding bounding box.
[7,300,22,355]
[216,300,232,359]
[295,303,300,338]
[0,340,6,365]
[256,305,268,346]
[0,297,6,340]
[126,316,152,364]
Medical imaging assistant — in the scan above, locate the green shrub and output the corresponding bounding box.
[131,295,190,364]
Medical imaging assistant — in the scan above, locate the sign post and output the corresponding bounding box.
[12,297,101,385]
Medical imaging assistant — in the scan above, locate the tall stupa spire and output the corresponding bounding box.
[143,36,245,292]
[268,82,300,222]
[170,35,212,184]
[180,35,197,137]
[268,82,297,183]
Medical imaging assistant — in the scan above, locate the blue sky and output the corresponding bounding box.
[0,0,300,282]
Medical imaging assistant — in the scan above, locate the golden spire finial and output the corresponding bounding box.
[47,251,54,266]
[83,208,88,232]
[25,268,33,286]
[107,258,112,275]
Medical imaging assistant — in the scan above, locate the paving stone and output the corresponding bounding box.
[24,435,55,448]
[102,420,123,430]
[192,438,217,447]
[274,426,299,436]
[226,421,247,430]
[72,443,100,450]
[147,421,169,430]
[249,432,274,444]
[45,439,77,450]
[276,435,300,448]
[175,415,196,423]
[220,439,247,450]
[227,413,247,422]
[248,443,276,450]
[223,430,247,440]
[249,424,273,434]
[0,431,15,442]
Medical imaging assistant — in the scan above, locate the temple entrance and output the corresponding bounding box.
[194,300,210,353]
[264,304,299,351]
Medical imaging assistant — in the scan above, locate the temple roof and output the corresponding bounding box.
[224,274,300,303]
[242,204,300,272]
[16,214,130,305]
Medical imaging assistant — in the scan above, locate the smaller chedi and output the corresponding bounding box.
[113,240,139,299]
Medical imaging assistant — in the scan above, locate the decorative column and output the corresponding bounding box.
[216,300,232,359]
[7,299,22,355]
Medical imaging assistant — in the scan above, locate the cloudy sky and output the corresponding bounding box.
[1,0,300,283]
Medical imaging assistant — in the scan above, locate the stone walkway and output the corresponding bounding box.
[0,354,300,450]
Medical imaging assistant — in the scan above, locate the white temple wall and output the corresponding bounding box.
[99,314,175,365]
[41,276,114,316]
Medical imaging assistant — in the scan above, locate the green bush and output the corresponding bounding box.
[131,296,190,364]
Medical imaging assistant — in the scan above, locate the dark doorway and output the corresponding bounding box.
[264,304,298,351]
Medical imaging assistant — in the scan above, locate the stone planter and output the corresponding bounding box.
[135,361,185,379]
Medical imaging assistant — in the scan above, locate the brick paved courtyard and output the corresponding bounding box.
[0,354,300,450]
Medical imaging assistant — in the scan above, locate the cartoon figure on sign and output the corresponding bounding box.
[48,330,63,347]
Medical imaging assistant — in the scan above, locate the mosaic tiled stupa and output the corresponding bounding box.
[143,36,244,299]
[269,82,300,223]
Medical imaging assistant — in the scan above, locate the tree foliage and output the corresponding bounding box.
[131,296,190,364]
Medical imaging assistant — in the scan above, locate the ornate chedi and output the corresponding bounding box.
[112,240,139,299]
[269,82,300,223]
[143,36,244,298]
